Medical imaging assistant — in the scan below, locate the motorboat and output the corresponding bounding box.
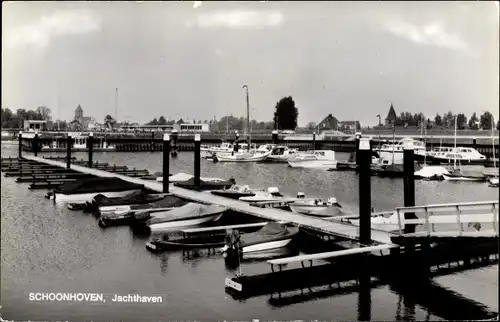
[428,148,487,165]
[288,192,343,217]
[200,141,249,153]
[239,187,284,202]
[145,203,227,232]
[214,150,271,162]
[220,222,299,257]
[489,177,499,187]
[45,178,144,203]
[442,168,487,182]
[68,190,167,212]
[98,194,187,216]
[157,172,225,183]
[173,177,236,191]
[287,150,337,169]
[374,139,427,164]
[210,184,263,200]
[265,146,299,162]
[98,195,187,228]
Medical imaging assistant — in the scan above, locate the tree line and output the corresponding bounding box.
[1,106,52,128]
[427,111,496,130]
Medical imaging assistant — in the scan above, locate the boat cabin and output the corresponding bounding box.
[267,187,283,197]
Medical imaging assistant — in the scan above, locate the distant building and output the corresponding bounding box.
[385,104,397,127]
[23,120,47,131]
[73,105,96,130]
[317,114,339,131]
[338,121,360,131]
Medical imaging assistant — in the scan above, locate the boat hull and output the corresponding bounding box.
[442,174,486,182]
[146,235,226,251]
[287,160,337,169]
[216,153,270,162]
[210,191,255,200]
[289,204,342,217]
[54,189,142,204]
[148,213,224,232]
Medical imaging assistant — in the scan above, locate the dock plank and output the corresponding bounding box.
[24,155,396,245]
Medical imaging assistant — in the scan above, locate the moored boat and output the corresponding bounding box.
[210,184,262,200]
[287,150,337,169]
[173,177,236,191]
[146,203,227,232]
[220,222,299,256]
[215,150,271,162]
[289,193,343,217]
[442,169,487,182]
[146,234,226,252]
[46,178,144,204]
[68,190,167,212]
[98,194,187,218]
[238,187,284,202]
[157,172,226,183]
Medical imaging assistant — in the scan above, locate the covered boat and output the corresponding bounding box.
[157,172,225,183]
[146,203,227,232]
[489,177,499,187]
[174,177,236,191]
[289,193,343,217]
[442,169,487,182]
[146,234,227,252]
[414,166,450,180]
[210,184,261,200]
[68,190,167,212]
[99,194,187,217]
[220,223,298,256]
[46,177,144,203]
[239,187,284,202]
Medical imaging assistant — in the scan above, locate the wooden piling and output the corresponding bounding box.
[33,132,39,156]
[88,133,94,168]
[403,138,417,234]
[358,137,372,245]
[163,133,170,193]
[66,135,72,169]
[272,130,278,145]
[194,134,201,190]
[18,132,23,158]
[313,132,316,150]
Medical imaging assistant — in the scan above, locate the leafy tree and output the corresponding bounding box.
[36,106,52,121]
[176,118,184,125]
[442,111,454,128]
[480,111,494,129]
[456,113,467,129]
[158,116,167,125]
[1,108,14,127]
[104,114,116,129]
[306,122,317,129]
[273,96,298,130]
[434,113,442,126]
[147,118,158,125]
[468,112,479,129]
[203,120,208,124]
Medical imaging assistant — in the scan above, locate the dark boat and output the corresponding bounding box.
[45,177,144,203]
[174,177,236,191]
[210,184,256,200]
[146,234,226,252]
[97,195,187,228]
[68,190,166,212]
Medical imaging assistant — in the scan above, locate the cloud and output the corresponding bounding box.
[4,10,101,49]
[384,21,467,51]
[186,9,284,29]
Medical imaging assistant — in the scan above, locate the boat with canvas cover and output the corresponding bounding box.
[442,168,487,182]
[210,184,264,200]
[288,193,343,217]
[45,177,144,203]
[145,203,227,232]
[173,177,236,191]
[414,166,450,180]
[220,222,299,257]
[287,150,337,169]
[68,190,167,212]
[98,194,187,217]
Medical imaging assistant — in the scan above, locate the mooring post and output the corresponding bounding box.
[272,130,278,145]
[472,137,477,150]
[355,133,362,168]
[88,133,94,168]
[194,134,201,190]
[313,132,316,150]
[163,133,171,193]
[234,132,239,152]
[358,137,372,245]
[403,138,417,234]
[33,132,39,157]
[171,129,178,157]
[66,135,72,169]
[18,131,23,158]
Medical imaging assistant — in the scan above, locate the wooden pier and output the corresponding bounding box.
[23,154,396,245]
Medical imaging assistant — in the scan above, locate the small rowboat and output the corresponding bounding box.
[146,235,226,252]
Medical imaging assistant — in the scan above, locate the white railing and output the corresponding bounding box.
[395,201,499,237]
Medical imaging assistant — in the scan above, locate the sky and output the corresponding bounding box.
[2,1,499,126]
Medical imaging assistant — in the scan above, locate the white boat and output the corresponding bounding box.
[430,148,487,164]
[414,166,450,179]
[489,177,499,187]
[47,178,144,204]
[289,193,342,217]
[442,169,487,182]
[215,150,271,162]
[200,141,248,153]
[239,187,284,202]
[42,133,116,151]
[146,203,226,232]
[156,172,225,183]
[266,146,299,162]
[287,150,337,169]
[220,223,299,255]
[374,139,426,164]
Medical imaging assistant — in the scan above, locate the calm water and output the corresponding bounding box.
[1,143,498,321]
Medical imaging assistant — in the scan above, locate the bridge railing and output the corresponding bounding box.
[395,200,499,237]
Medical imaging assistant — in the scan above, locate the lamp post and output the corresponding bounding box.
[242,85,250,151]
